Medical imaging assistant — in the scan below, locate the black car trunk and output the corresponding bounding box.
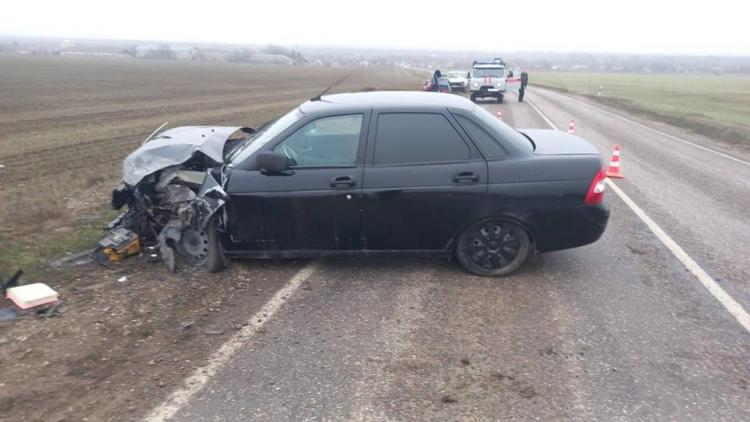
[519,129,600,155]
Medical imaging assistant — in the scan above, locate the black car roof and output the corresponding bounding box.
[299,91,476,114]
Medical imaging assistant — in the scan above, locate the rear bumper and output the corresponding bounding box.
[523,204,609,253]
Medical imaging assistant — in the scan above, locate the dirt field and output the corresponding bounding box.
[532,71,750,147]
[0,55,426,273]
[0,55,425,421]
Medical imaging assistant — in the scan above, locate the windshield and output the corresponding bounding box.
[471,106,534,152]
[447,72,465,78]
[473,67,505,78]
[227,108,303,165]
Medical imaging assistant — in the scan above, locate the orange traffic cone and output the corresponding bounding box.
[496,110,503,120]
[567,119,575,133]
[606,144,624,178]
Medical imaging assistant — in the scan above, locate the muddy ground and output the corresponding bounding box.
[0,257,308,421]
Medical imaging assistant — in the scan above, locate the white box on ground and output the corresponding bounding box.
[6,283,58,309]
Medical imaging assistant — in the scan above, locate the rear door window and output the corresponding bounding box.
[373,113,470,165]
[454,114,508,160]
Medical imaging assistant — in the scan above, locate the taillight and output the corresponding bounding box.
[584,168,607,205]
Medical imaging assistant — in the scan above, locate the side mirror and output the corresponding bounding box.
[256,151,291,174]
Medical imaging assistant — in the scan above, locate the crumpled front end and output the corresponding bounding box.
[107,125,250,271]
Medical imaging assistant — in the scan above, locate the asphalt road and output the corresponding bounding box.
[151,89,750,421]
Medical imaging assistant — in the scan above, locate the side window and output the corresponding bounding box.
[454,115,508,160]
[274,114,363,167]
[374,113,469,165]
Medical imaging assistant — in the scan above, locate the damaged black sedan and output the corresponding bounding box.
[110,91,609,276]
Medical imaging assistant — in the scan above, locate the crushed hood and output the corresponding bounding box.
[122,126,243,186]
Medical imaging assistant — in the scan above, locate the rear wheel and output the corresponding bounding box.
[455,219,530,277]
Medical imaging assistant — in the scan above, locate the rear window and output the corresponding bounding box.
[374,113,470,165]
[470,107,534,153]
[454,115,508,159]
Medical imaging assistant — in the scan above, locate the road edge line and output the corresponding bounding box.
[537,88,750,167]
[604,179,750,331]
[526,95,750,333]
[144,262,319,421]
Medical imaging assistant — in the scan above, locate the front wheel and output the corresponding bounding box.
[470,93,477,102]
[179,220,228,273]
[455,220,530,277]
[497,94,504,104]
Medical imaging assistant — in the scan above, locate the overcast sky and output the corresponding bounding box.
[1,0,748,55]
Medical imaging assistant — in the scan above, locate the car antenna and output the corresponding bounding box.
[141,122,169,145]
[311,72,354,101]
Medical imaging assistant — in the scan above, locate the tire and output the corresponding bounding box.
[179,220,227,273]
[455,219,531,277]
[497,94,504,104]
[470,93,477,102]
[201,222,228,273]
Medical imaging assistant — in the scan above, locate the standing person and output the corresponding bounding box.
[431,70,442,92]
[518,70,529,102]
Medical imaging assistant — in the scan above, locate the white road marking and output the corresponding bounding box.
[605,179,750,332]
[526,96,750,333]
[144,262,319,421]
[525,98,557,129]
[538,88,750,167]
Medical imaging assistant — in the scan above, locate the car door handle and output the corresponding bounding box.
[330,175,356,188]
[453,171,480,184]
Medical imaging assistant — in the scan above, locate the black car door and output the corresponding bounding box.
[225,112,367,252]
[361,111,488,251]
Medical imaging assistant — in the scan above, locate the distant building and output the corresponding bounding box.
[134,44,201,60]
[60,51,128,59]
[250,54,294,65]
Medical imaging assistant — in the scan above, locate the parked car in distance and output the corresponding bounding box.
[445,70,470,92]
[423,77,452,93]
[112,91,609,277]
[436,76,452,93]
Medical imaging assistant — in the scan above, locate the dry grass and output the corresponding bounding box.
[532,71,750,146]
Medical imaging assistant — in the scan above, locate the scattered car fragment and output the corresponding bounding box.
[52,249,96,268]
[95,228,141,264]
[6,282,59,309]
[111,91,609,276]
[0,307,17,322]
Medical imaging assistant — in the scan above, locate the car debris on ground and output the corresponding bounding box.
[52,249,96,268]
[1,269,63,321]
[95,227,141,265]
[103,124,253,272]
[5,282,58,309]
[0,307,17,322]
